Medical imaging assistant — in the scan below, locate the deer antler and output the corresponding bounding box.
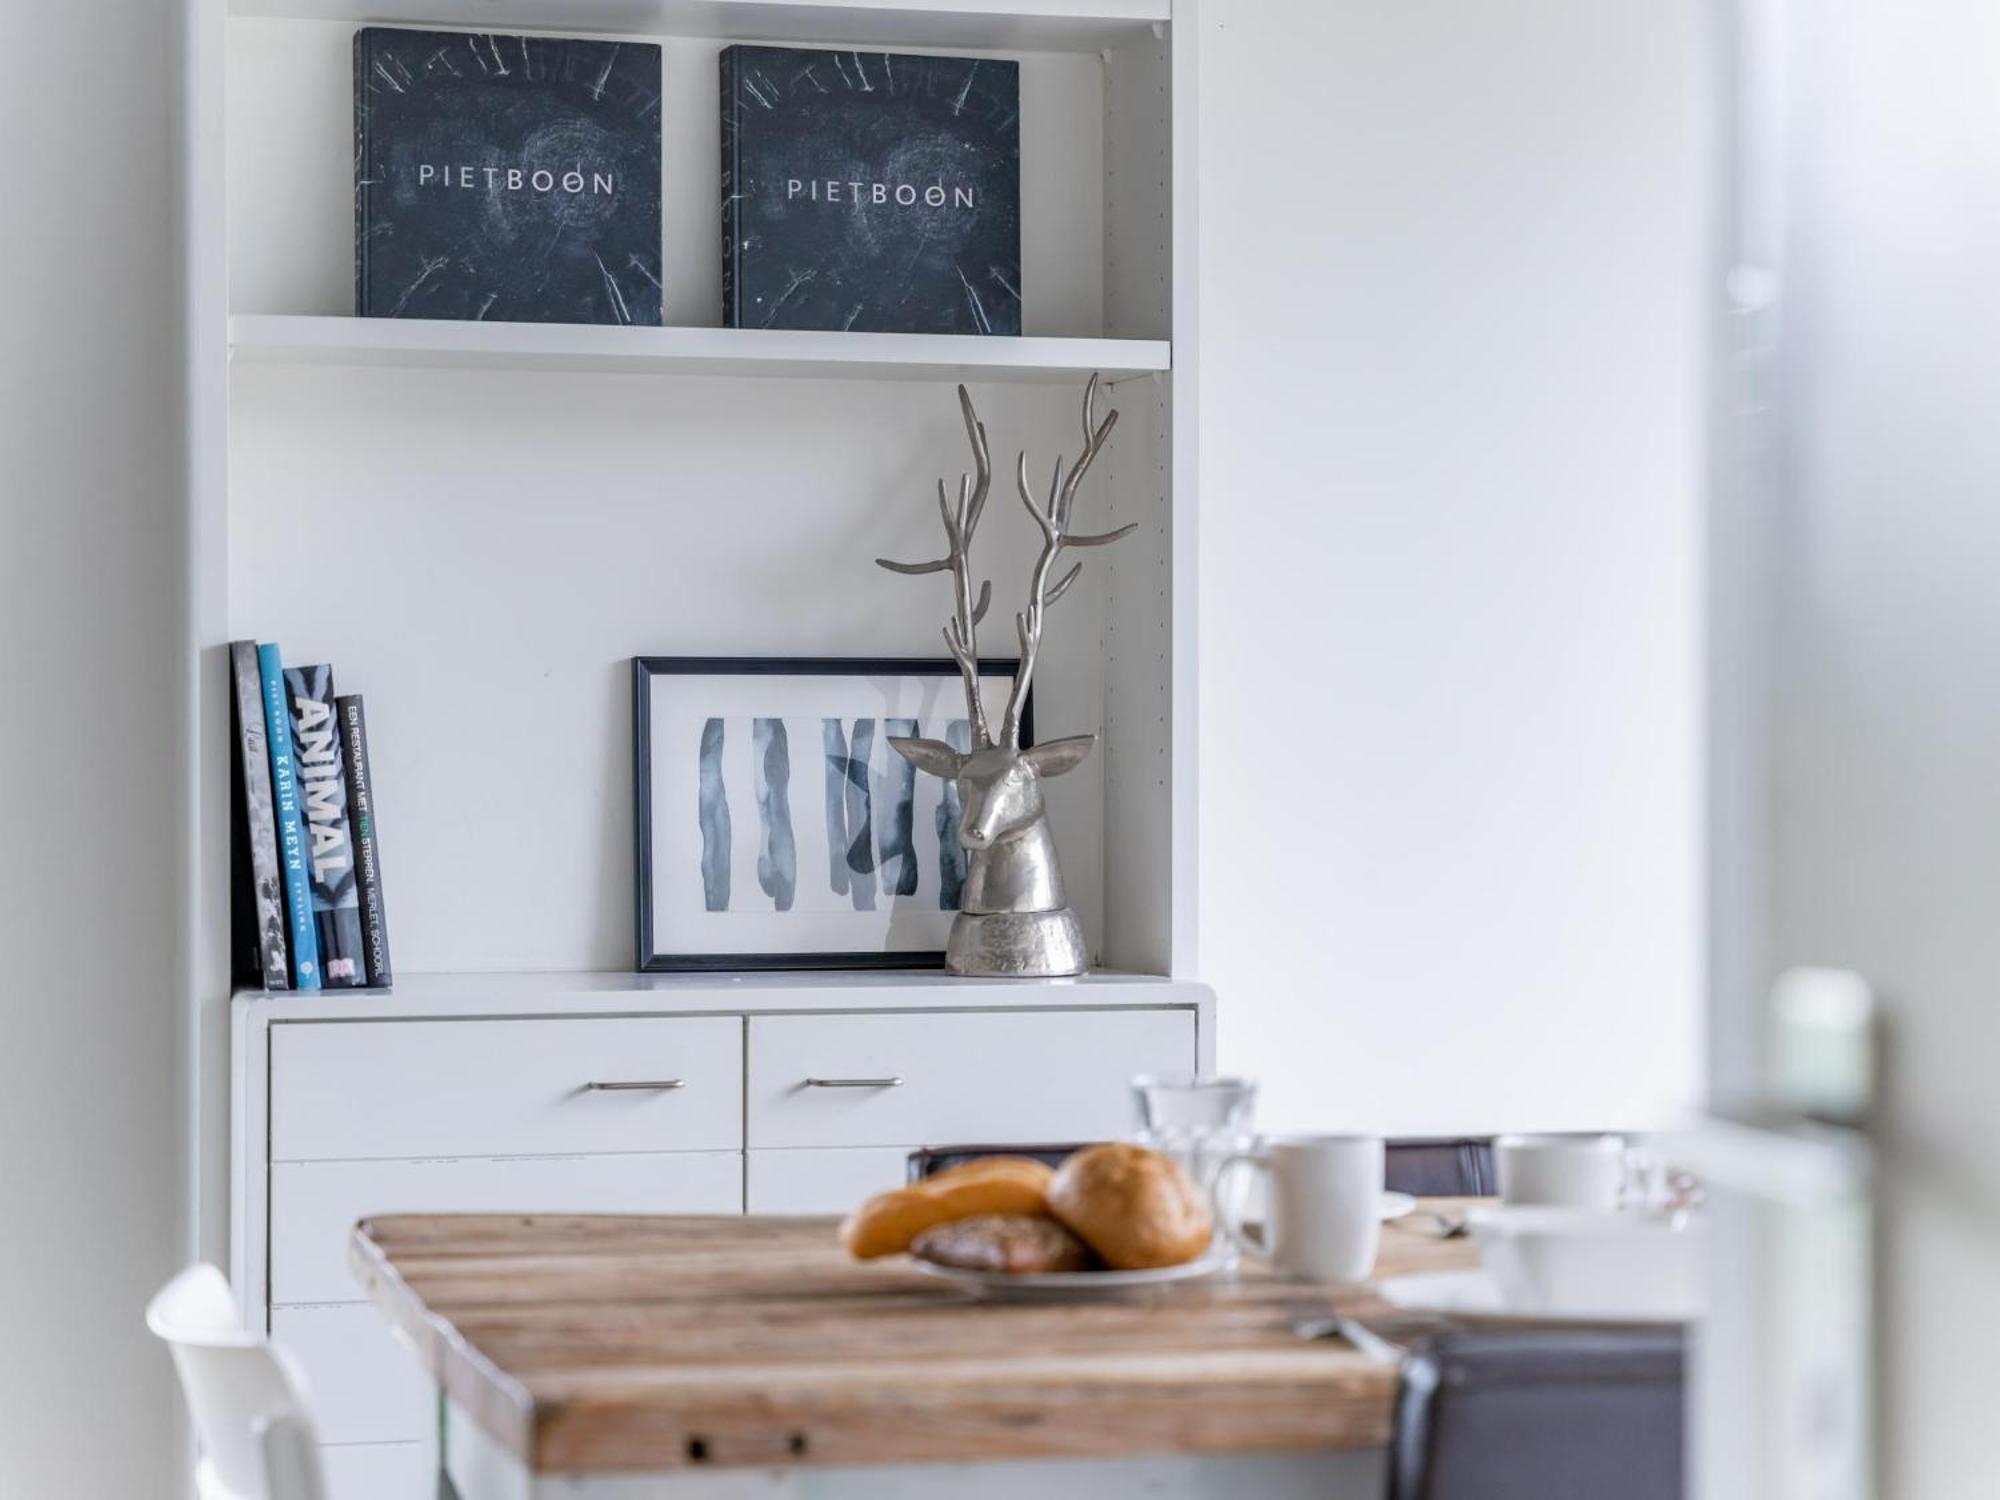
[876,384,996,747]
[1000,373,1135,748]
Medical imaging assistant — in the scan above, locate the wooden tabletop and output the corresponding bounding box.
[350,1204,1483,1475]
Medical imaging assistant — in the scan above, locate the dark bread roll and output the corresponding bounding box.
[913,1214,1099,1274]
[1047,1142,1214,1270]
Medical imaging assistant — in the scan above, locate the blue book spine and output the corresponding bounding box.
[259,643,321,990]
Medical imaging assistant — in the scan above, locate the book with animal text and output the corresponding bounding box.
[284,663,367,987]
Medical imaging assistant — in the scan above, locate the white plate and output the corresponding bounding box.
[1380,1191,1418,1220]
[1377,1206,1703,1323]
[1465,1205,1701,1320]
[1376,1268,1510,1315]
[912,1248,1232,1301]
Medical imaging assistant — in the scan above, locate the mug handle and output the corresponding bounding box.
[1211,1152,1271,1258]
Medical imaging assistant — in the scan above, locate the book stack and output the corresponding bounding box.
[230,641,393,992]
[350,27,1022,335]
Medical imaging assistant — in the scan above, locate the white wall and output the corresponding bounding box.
[1756,6,2000,1494]
[1198,1,1703,1135]
[0,0,184,1492]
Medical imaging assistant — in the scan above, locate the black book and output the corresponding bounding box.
[284,664,368,987]
[336,695,393,989]
[230,641,290,991]
[355,27,663,324]
[721,46,1021,335]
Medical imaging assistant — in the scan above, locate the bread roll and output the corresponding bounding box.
[839,1156,1055,1260]
[913,1214,1098,1275]
[1047,1143,1213,1270]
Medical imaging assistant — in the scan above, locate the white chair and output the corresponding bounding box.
[147,1264,326,1500]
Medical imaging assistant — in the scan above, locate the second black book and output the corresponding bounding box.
[721,45,1021,335]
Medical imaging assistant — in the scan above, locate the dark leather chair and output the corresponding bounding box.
[1387,1328,1685,1500]
[907,1138,1497,1197]
[1378,1137,1496,1198]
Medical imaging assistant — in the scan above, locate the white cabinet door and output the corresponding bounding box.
[272,1016,742,1161]
[320,1442,427,1500]
[273,1304,431,1447]
[746,1147,913,1214]
[747,1009,1195,1149]
[272,1150,743,1304]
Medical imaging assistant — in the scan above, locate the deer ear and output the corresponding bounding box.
[889,736,966,780]
[1021,734,1095,779]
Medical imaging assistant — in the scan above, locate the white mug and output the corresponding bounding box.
[1214,1134,1385,1283]
[1495,1134,1627,1210]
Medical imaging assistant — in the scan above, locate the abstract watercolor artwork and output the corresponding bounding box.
[633,658,1025,971]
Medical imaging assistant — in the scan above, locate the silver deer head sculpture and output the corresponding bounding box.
[876,376,1134,976]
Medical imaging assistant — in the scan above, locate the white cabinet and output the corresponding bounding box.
[746,1147,914,1214]
[740,1008,1195,1212]
[273,1304,433,1446]
[748,1009,1195,1149]
[272,1016,743,1160]
[319,1442,428,1497]
[271,1151,743,1304]
[234,977,1210,1498]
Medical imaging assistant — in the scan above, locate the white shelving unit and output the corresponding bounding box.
[185,1,1199,1491]
[231,313,1170,381]
[228,0,1168,52]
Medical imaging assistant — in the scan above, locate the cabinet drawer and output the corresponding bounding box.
[271,1017,742,1161]
[273,1304,430,1446]
[272,1151,743,1305]
[747,1009,1195,1149]
[746,1147,912,1214]
[321,1443,427,1500]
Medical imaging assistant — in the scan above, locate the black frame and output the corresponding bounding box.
[632,656,1030,973]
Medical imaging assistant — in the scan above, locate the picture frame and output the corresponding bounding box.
[632,657,1030,972]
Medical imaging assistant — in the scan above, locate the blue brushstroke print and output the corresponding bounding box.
[753,718,796,910]
[821,719,852,898]
[876,717,919,896]
[843,719,878,910]
[697,717,731,910]
[820,717,877,911]
[937,718,972,910]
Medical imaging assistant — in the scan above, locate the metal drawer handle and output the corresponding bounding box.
[583,1079,687,1092]
[803,1076,904,1089]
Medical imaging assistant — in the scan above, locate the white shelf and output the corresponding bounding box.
[228,0,1167,53]
[229,315,1170,383]
[231,968,1205,1021]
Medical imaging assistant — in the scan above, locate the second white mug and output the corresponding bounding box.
[1494,1133,1627,1209]
[1215,1134,1385,1283]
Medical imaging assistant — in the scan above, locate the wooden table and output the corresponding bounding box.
[351,1205,1483,1499]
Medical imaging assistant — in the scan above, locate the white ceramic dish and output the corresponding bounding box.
[1379,1191,1418,1220]
[1464,1205,1701,1320]
[912,1248,1233,1300]
[1375,1268,1511,1316]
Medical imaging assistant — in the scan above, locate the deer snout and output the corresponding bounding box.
[958,772,1038,851]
